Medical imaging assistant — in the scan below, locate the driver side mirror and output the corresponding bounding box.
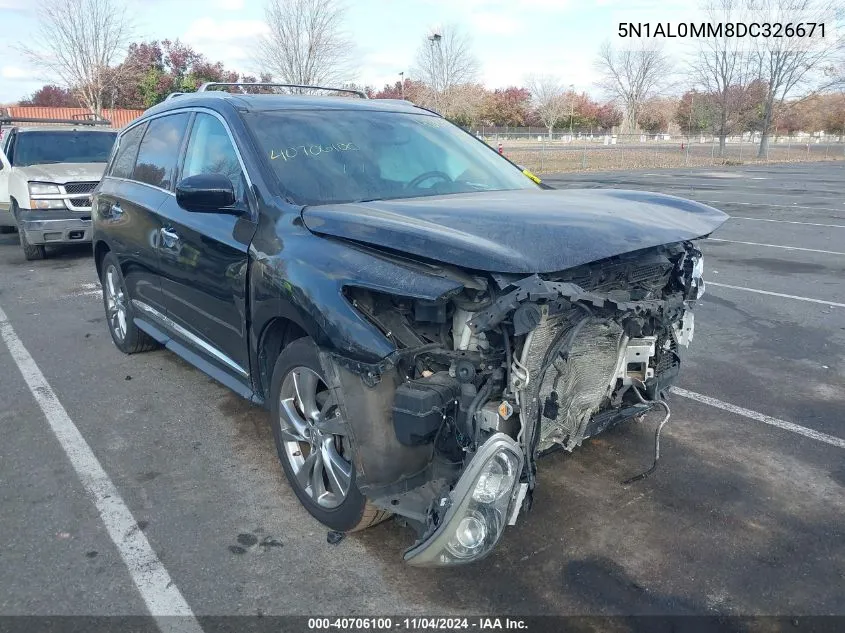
[175,174,242,214]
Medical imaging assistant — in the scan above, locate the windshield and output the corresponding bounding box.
[243,110,536,205]
[13,130,117,167]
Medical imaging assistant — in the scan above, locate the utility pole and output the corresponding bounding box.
[569,83,575,140]
[399,71,405,100]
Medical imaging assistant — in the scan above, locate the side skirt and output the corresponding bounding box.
[134,314,264,406]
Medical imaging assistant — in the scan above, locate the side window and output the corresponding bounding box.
[5,132,16,165]
[109,124,145,179]
[181,113,245,200]
[132,113,191,189]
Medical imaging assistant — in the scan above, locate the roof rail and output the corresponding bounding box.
[0,116,112,126]
[197,82,368,99]
[164,92,186,101]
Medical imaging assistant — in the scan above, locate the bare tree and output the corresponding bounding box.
[413,25,479,115]
[20,0,133,116]
[526,75,568,138]
[256,0,355,90]
[752,0,843,157]
[595,41,673,133]
[690,0,760,155]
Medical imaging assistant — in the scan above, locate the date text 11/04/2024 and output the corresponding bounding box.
[307,618,529,630]
[618,22,826,38]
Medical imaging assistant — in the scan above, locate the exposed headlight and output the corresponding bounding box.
[689,254,705,300]
[28,182,62,195]
[31,199,67,210]
[692,254,704,280]
[404,434,523,566]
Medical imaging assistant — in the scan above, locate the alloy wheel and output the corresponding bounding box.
[104,265,127,342]
[278,367,352,509]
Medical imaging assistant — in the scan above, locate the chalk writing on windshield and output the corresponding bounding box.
[270,143,359,161]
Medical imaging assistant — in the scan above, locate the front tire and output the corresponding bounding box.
[269,338,389,532]
[100,252,159,354]
[13,203,46,261]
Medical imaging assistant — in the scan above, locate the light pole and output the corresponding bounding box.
[568,83,575,141]
[399,71,405,100]
[428,33,442,112]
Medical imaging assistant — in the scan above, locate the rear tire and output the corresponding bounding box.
[100,252,159,354]
[269,338,389,532]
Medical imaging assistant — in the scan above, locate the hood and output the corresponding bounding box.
[18,162,106,184]
[301,189,729,273]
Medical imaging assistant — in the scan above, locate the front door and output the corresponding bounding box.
[0,130,14,220]
[156,112,257,379]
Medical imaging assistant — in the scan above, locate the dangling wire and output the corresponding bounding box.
[622,381,672,485]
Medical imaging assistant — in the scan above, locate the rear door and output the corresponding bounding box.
[156,111,257,378]
[95,113,191,316]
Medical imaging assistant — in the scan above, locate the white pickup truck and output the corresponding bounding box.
[0,118,117,260]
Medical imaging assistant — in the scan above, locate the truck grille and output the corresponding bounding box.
[68,197,93,209]
[63,182,97,195]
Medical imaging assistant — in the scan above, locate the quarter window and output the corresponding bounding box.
[133,113,191,189]
[109,124,145,179]
[181,113,245,200]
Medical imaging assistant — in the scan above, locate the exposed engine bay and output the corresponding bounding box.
[333,240,704,565]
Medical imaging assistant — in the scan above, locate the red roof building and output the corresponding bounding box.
[1,106,145,128]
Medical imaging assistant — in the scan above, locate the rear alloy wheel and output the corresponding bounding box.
[100,252,159,354]
[270,338,389,532]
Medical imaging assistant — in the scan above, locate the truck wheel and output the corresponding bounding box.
[100,252,159,354]
[13,202,46,260]
[269,338,390,532]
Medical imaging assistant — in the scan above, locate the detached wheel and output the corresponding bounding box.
[100,252,159,354]
[13,203,46,260]
[269,338,389,532]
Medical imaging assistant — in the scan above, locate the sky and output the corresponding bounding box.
[0,0,810,104]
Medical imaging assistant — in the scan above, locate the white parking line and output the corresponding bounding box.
[671,387,845,449]
[708,238,845,256]
[707,282,845,308]
[729,216,845,229]
[698,200,844,212]
[0,305,202,633]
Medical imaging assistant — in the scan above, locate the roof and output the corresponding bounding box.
[2,106,144,128]
[145,92,428,117]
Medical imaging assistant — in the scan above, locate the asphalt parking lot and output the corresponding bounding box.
[0,161,843,621]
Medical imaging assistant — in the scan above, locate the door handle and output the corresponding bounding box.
[160,227,180,249]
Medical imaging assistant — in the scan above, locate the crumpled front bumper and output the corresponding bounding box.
[19,216,92,245]
[403,433,527,567]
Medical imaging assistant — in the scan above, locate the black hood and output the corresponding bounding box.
[301,189,728,273]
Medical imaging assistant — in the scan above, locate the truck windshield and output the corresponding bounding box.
[243,110,536,205]
[13,130,117,167]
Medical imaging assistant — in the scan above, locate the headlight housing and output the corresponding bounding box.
[28,182,62,196]
[31,199,67,209]
[404,433,524,566]
[688,253,705,300]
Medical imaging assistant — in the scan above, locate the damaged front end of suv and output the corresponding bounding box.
[301,189,725,567]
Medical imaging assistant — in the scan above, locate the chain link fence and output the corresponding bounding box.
[474,132,845,175]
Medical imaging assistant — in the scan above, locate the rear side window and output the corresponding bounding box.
[132,113,191,189]
[109,124,146,179]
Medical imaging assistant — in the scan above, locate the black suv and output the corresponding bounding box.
[92,83,726,566]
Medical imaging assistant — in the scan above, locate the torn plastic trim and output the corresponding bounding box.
[316,347,434,495]
[467,274,685,334]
